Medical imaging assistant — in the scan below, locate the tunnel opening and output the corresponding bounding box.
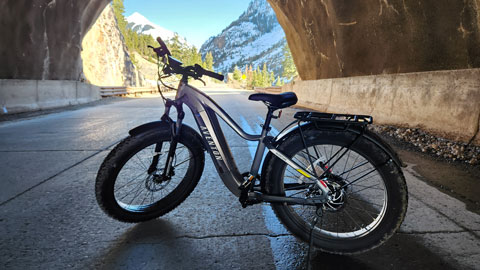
[1,0,479,81]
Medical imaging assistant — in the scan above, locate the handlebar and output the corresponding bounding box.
[149,36,224,82]
[194,64,224,81]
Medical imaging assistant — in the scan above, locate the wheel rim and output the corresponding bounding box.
[282,144,388,239]
[113,141,192,213]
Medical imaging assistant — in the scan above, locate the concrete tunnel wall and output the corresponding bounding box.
[268,0,480,80]
[280,68,480,145]
[0,0,111,80]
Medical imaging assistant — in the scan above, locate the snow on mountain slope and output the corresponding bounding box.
[126,12,187,43]
[200,0,286,77]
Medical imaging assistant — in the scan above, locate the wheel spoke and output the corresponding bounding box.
[272,136,396,244]
[338,160,369,176]
[121,179,145,204]
[134,154,149,170]
[343,168,378,188]
[112,141,195,211]
[114,172,149,192]
[174,156,193,168]
[349,196,383,207]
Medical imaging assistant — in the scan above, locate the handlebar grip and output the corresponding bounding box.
[194,64,223,81]
[203,69,224,81]
[155,36,171,56]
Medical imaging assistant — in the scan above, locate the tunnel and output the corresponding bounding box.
[1,0,479,81]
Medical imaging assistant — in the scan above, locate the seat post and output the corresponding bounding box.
[261,107,275,137]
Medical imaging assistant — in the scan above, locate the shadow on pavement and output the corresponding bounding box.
[92,220,457,270]
[91,219,183,269]
[309,234,455,270]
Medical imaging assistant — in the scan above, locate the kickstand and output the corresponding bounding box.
[307,207,323,270]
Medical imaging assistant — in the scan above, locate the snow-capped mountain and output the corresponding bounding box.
[126,12,187,44]
[200,0,286,77]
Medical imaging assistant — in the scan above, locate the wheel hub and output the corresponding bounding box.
[145,173,170,192]
[324,181,347,212]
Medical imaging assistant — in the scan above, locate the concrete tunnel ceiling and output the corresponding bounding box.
[1,0,479,81]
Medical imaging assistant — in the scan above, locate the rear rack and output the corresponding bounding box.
[294,111,373,125]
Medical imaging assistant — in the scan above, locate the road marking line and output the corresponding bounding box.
[0,139,122,206]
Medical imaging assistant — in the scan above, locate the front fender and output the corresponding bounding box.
[129,121,171,136]
[128,120,206,150]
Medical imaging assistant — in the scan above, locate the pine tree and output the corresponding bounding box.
[250,69,257,88]
[112,0,127,37]
[261,63,269,87]
[269,71,275,86]
[205,52,214,71]
[191,47,203,66]
[276,76,284,86]
[168,34,183,60]
[282,39,298,81]
[233,65,242,81]
[246,65,254,87]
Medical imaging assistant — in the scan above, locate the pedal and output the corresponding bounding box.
[239,191,260,208]
[239,174,258,208]
[239,180,251,208]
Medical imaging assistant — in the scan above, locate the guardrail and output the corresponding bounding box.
[253,86,282,93]
[99,86,175,97]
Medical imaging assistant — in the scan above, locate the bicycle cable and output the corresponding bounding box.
[306,207,323,270]
[155,56,177,105]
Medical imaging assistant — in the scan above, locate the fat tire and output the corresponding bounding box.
[265,129,408,254]
[95,128,204,223]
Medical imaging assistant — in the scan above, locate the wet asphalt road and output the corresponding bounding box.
[0,87,479,269]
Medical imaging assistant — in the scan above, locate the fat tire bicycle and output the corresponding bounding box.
[95,37,408,255]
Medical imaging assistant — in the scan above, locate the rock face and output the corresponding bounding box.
[0,0,110,80]
[131,52,159,85]
[200,0,286,77]
[81,5,142,86]
[268,0,480,80]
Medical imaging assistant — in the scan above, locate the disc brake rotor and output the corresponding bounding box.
[145,174,170,192]
[324,181,347,212]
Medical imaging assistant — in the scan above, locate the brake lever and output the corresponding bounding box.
[197,78,206,86]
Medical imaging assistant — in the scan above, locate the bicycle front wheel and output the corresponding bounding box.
[265,128,408,254]
[95,128,205,222]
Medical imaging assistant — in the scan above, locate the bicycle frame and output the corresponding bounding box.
[165,81,330,199]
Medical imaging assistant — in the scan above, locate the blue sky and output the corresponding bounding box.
[124,0,251,48]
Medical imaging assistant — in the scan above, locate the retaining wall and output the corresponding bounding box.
[281,69,480,145]
[0,80,101,114]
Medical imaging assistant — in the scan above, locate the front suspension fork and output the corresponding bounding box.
[148,99,185,177]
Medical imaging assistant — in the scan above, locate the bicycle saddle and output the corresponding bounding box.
[248,92,298,109]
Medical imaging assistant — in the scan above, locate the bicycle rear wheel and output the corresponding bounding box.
[265,128,408,254]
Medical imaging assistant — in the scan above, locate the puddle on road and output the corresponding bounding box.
[396,148,480,215]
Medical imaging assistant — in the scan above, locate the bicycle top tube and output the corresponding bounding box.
[177,82,264,141]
